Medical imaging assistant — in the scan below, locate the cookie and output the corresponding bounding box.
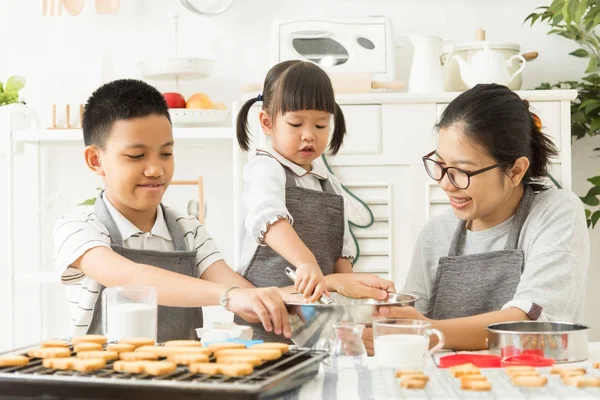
[395,369,424,378]
[560,369,586,381]
[459,375,488,385]
[551,366,586,375]
[509,370,540,379]
[399,374,429,383]
[207,342,246,351]
[135,346,212,357]
[0,355,29,367]
[250,343,289,353]
[448,363,480,378]
[71,335,107,345]
[564,375,600,388]
[118,338,155,349]
[27,347,71,359]
[43,357,106,372]
[213,348,282,361]
[505,366,535,374]
[74,343,102,353]
[164,340,203,348]
[512,375,548,387]
[217,355,263,367]
[120,352,159,361]
[113,360,176,376]
[106,343,136,353]
[461,380,492,391]
[114,360,145,374]
[400,378,427,389]
[189,362,254,377]
[41,340,69,348]
[76,351,119,362]
[593,362,600,369]
[167,353,210,365]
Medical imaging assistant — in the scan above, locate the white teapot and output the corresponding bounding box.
[453,42,526,88]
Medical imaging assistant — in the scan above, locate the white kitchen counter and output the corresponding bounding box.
[279,343,600,400]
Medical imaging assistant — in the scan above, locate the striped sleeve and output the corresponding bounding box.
[53,207,111,284]
[178,215,223,277]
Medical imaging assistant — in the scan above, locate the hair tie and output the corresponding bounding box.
[256,94,263,102]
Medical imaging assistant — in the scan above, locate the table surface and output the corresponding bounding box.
[276,343,600,400]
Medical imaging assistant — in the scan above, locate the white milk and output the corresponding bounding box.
[374,334,429,369]
[106,303,157,342]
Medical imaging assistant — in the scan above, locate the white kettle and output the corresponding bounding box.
[454,42,526,88]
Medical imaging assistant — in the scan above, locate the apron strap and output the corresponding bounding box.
[504,185,535,250]
[447,185,536,257]
[161,205,188,251]
[95,192,124,246]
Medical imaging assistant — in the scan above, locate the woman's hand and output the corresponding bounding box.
[327,273,396,300]
[362,306,430,356]
[227,287,292,338]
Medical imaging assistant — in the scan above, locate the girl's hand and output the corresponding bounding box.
[328,273,396,300]
[295,262,327,303]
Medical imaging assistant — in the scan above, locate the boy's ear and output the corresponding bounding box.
[84,146,105,176]
[259,110,273,137]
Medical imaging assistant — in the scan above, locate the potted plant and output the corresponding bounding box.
[526,0,600,228]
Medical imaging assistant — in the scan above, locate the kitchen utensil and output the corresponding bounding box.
[501,353,555,367]
[373,319,444,369]
[42,0,47,15]
[179,0,239,16]
[453,41,526,88]
[49,0,55,15]
[171,177,205,224]
[95,0,120,14]
[522,51,539,61]
[441,29,527,90]
[0,343,327,399]
[196,322,253,344]
[102,286,158,342]
[486,321,589,363]
[285,292,417,349]
[284,266,335,305]
[319,321,368,371]
[439,353,502,368]
[169,108,229,127]
[407,34,448,93]
[328,72,405,94]
[63,0,84,15]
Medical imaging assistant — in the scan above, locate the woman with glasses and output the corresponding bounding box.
[364,83,589,352]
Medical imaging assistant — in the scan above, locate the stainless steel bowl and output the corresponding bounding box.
[285,292,418,348]
[486,321,589,363]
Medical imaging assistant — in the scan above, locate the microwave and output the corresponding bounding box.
[270,16,396,81]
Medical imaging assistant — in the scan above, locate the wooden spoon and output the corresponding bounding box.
[95,0,120,14]
[522,52,539,62]
[63,0,84,15]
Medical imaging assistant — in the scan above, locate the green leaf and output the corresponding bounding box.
[5,76,25,93]
[588,176,600,186]
[588,185,600,196]
[575,0,588,22]
[0,81,3,94]
[581,194,600,206]
[592,210,600,228]
[594,9,600,26]
[549,0,565,13]
[585,103,600,113]
[571,48,590,57]
[594,147,600,151]
[586,208,592,218]
[78,198,96,206]
[590,117,600,132]
[586,57,599,73]
[578,98,599,109]
[562,0,574,24]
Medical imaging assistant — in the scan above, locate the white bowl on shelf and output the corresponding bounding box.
[169,108,230,126]
[138,58,214,80]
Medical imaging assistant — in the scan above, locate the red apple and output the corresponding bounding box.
[163,92,186,109]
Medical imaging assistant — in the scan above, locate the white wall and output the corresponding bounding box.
[0,0,598,346]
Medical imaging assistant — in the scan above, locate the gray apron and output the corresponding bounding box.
[427,186,535,320]
[88,192,202,342]
[234,163,345,342]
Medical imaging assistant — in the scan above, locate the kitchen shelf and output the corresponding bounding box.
[12,127,233,143]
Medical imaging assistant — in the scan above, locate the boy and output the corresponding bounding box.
[54,79,291,341]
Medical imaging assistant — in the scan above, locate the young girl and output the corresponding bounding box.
[235,60,357,341]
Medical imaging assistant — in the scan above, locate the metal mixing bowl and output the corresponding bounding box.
[285,292,418,348]
[486,321,589,363]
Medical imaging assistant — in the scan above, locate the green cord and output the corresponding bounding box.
[548,173,563,189]
[321,155,375,264]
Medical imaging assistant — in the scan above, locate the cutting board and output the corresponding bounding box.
[241,72,405,94]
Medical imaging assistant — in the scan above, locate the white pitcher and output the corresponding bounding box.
[407,34,450,93]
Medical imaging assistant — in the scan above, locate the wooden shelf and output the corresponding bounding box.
[12,127,233,143]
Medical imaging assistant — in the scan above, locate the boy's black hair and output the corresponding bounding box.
[82,79,171,148]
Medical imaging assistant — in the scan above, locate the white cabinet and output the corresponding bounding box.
[233,90,577,286]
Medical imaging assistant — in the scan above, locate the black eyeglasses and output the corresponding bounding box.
[422,150,514,190]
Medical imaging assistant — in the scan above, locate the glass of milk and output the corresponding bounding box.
[373,319,445,370]
[102,286,158,342]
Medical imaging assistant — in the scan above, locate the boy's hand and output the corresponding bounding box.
[295,262,327,303]
[227,287,292,338]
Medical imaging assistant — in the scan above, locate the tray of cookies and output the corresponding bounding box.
[0,335,328,400]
